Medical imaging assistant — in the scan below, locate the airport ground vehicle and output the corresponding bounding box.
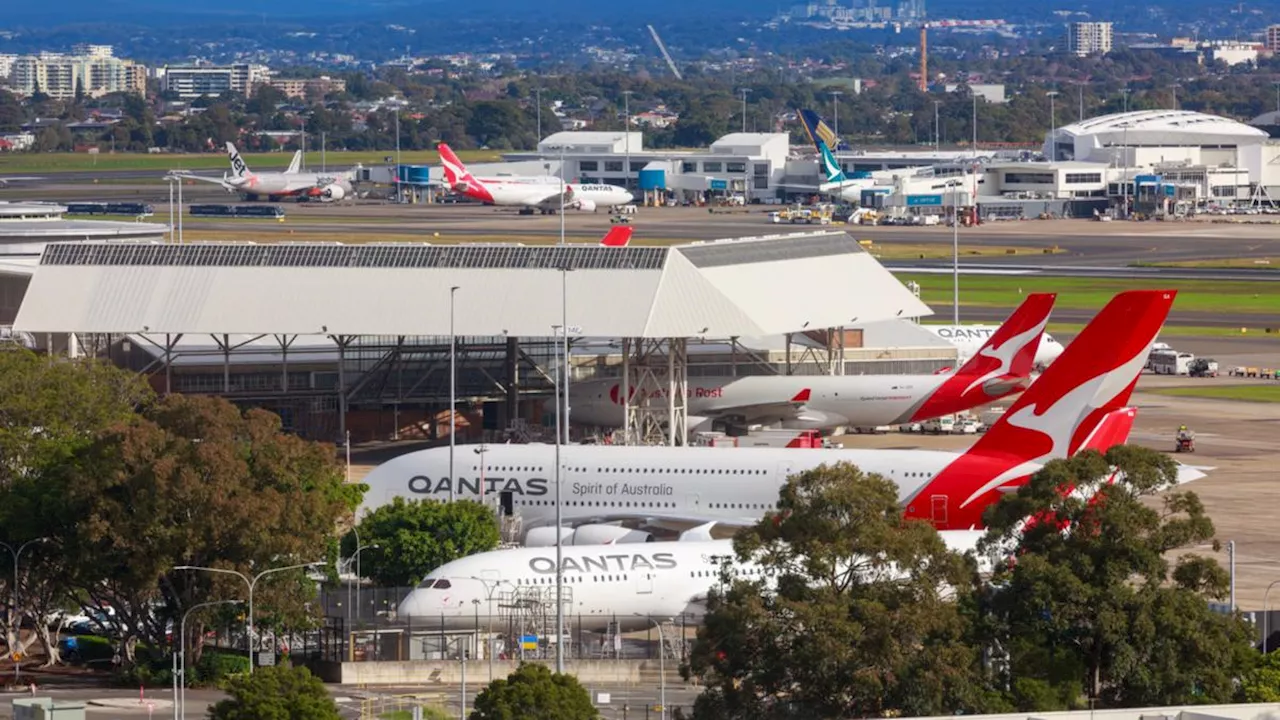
[1149,350,1194,375]
[189,204,287,219]
[1188,358,1219,377]
[64,202,155,217]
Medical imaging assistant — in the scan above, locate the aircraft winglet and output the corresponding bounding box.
[599,226,633,247]
[790,388,811,403]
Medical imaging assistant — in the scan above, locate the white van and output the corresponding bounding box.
[922,416,956,434]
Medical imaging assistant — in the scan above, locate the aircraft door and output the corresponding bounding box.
[635,572,653,595]
[930,495,949,528]
[499,491,514,517]
[777,462,796,483]
[686,493,701,510]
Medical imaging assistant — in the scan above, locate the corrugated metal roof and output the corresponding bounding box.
[15,232,932,338]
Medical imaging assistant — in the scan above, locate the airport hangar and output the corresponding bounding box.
[13,231,937,445]
[0,202,167,329]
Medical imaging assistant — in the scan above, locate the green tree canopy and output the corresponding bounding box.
[350,497,500,587]
[683,462,988,720]
[469,662,598,720]
[1244,651,1280,703]
[978,446,1256,709]
[209,664,340,720]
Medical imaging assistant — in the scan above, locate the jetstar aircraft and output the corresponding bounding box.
[169,142,354,202]
[568,292,1056,434]
[396,531,987,632]
[438,143,633,215]
[359,290,1199,543]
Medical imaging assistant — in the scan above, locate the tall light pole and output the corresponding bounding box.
[1122,122,1131,220]
[738,88,751,133]
[1121,87,1131,114]
[829,90,843,139]
[535,87,544,144]
[394,105,402,195]
[950,179,960,324]
[449,285,460,502]
[1171,83,1181,111]
[2,538,48,686]
[652,620,668,720]
[558,143,567,245]
[1264,579,1280,653]
[622,90,634,191]
[552,317,565,674]
[1046,91,1060,161]
[179,599,241,720]
[174,561,323,674]
[971,92,978,158]
[1274,82,1280,114]
[933,100,941,152]
[1077,82,1084,121]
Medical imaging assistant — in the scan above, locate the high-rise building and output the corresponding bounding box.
[1266,25,1280,54]
[1066,21,1113,57]
[9,48,144,99]
[159,63,270,99]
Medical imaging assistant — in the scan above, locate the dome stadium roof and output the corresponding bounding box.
[1054,110,1267,145]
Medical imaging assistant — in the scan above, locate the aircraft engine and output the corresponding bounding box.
[524,525,653,546]
[524,527,574,547]
[575,198,596,212]
[568,525,654,545]
[781,409,848,430]
[320,184,346,201]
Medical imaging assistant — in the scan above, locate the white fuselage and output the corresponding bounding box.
[397,533,987,632]
[567,374,955,431]
[479,180,632,210]
[359,443,987,532]
[231,171,354,198]
[926,325,1064,368]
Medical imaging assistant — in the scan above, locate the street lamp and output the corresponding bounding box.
[1121,87,1131,114]
[948,179,961,324]
[651,619,668,720]
[933,100,941,152]
[1,537,49,685]
[1264,579,1280,653]
[179,600,242,720]
[534,87,544,143]
[474,445,490,508]
[449,285,460,502]
[173,561,324,674]
[346,537,380,626]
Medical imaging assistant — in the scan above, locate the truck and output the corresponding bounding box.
[1188,358,1219,377]
[1149,351,1194,375]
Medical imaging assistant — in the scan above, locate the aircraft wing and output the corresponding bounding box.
[557,511,755,536]
[693,388,814,425]
[524,187,572,208]
[167,172,234,189]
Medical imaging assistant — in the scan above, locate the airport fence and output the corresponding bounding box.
[313,585,696,664]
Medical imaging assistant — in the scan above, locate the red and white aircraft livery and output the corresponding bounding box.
[171,142,354,202]
[360,290,1197,543]
[568,293,1057,434]
[437,143,633,213]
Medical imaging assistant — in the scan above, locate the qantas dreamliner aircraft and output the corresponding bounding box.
[170,142,354,202]
[396,531,988,631]
[568,293,1056,434]
[359,290,1190,540]
[438,143,633,214]
[924,323,1065,369]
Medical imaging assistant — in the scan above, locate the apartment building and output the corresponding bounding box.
[1066,21,1113,57]
[159,63,270,99]
[8,46,144,99]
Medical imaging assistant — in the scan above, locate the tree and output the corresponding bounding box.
[351,497,500,588]
[1244,651,1280,703]
[469,663,598,720]
[49,394,361,662]
[979,446,1256,709]
[209,664,340,720]
[683,462,988,720]
[0,350,152,665]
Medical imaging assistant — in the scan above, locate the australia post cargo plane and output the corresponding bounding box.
[360,290,1197,542]
[438,143,633,214]
[569,293,1056,434]
[397,532,988,631]
[171,142,355,202]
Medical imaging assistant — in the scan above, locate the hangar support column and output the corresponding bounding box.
[621,337,688,447]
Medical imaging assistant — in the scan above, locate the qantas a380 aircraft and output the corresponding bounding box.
[924,324,1065,369]
[569,292,1057,434]
[360,290,1198,544]
[438,143,633,214]
[397,532,988,631]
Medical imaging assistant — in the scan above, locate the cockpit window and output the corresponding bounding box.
[417,578,437,589]
[434,579,452,589]
[1044,334,1058,343]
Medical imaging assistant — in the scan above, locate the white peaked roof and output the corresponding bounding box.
[1053,110,1268,146]
[14,233,932,338]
